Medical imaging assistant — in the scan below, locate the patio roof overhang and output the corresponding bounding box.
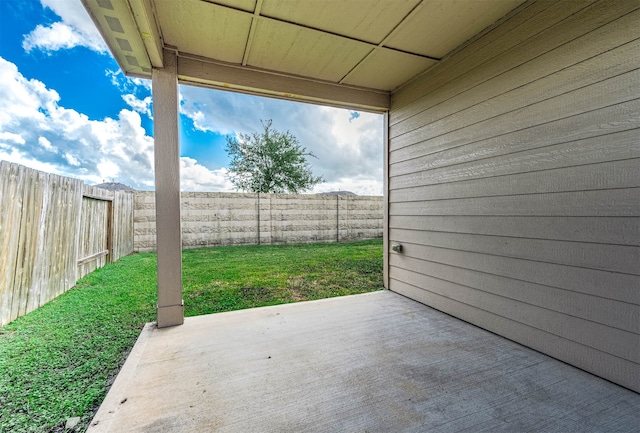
[81,0,526,327]
[81,0,525,112]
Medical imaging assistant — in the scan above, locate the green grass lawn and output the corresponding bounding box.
[0,239,382,433]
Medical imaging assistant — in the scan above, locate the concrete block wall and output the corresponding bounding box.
[134,192,383,252]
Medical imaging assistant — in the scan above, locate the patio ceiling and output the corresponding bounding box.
[82,0,524,111]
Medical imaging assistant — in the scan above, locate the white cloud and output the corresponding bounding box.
[180,157,233,191]
[23,22,84,52]
[38,136,56,151]
[107,69,152,92]
[0,60,54,129]
[109,70,153,119]
[0,147,59,174]
[0,132,26,145]
[122,94,152,118]
[97,159,120,179]
[311,176,383,197]
[64,152,81,166]
[22,0,107,53]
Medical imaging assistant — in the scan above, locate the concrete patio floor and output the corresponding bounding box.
[88,291,639,432]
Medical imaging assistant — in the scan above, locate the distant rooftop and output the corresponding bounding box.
[94,182,135,192]
[320,191,357,196]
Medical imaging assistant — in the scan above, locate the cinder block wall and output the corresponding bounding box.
[134,192,383,252]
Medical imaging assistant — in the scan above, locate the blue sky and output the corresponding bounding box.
[0,0,383,194]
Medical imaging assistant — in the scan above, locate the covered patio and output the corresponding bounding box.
[89,291,639,432]
[82,0,639,429]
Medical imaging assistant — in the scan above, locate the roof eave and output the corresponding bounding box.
[81,0,156,78]
[83,0,390,111]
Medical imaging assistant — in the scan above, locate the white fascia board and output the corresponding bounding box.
[128,0,164,68]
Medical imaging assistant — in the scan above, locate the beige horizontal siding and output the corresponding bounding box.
[389,228,639,275]
[390,100,639,167]
[389,189,639,216]
[390,242,638,304]
[388,0,640,392]
[389,254,638,333]
[391,158,640,201]
[390,215,639,245]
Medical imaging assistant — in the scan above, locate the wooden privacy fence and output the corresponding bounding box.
[0,161,134,326]
[135,191,383,252]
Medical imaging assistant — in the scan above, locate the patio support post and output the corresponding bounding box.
[152,48,184,327]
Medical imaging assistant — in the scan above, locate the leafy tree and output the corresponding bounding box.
[225,119,324,193]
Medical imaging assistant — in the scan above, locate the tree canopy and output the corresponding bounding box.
[225,120,324,193]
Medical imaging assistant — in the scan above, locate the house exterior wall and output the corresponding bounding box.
[388,0,639,392]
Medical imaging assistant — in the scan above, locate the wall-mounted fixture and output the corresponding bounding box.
[392,243,403,253]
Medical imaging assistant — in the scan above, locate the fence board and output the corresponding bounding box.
[0,162,23,324]
[112,191,134,260]
[77,195,109,279]
[0,162,134,326]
